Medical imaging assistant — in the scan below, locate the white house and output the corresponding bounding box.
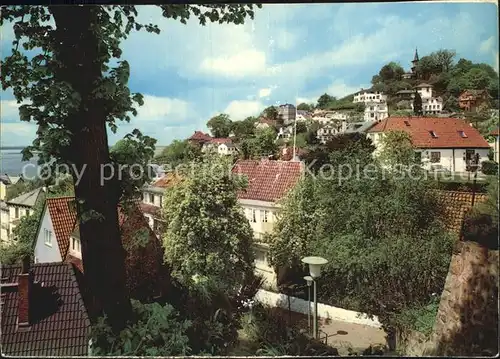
[367,117,491,173]
[296,110,311,122]
[140,173,180,235]
[33,196,76,265]
[402,83,443,115]
[317,122,348,144]
[202,138,237,155]
[363,102,389,121]
[353,89,387,103]
[312,110,349,125]
[2,187,44,243]
[232,159,304,288]
[489,128,499,163]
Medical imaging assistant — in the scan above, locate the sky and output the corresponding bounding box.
[0,2,498,147]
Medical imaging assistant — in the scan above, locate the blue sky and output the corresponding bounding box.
[1,2,498,147]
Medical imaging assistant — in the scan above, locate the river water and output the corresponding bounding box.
[0,149,39,178]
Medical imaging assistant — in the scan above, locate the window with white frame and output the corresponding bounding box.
[14,207,19,218]
[149,193,154,204]
[44,229,52,246]
[252,209,257,223]
[263,210,268,223]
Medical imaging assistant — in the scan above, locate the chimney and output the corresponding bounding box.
[17,256,33,329]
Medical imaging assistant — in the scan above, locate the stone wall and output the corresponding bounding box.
[428,240,499,356]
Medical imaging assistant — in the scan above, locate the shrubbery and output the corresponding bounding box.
[481,160,498,176]
[268,143,454,336]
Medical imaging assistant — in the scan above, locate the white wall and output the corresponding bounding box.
[421,148,490,172]
[254,289,382,328]
[34,207,62,264]
[353,91,387,104]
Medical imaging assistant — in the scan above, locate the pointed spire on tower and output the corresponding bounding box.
[413,47,419,62]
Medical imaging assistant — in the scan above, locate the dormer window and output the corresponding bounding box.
[458,130,467,138]
[429,131,438,138]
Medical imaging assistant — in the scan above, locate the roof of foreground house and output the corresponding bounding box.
[368,117,491,149]
[232,159,303,203]
[6,187,44,208]
[45,197,77,260]
[0,262,91,356]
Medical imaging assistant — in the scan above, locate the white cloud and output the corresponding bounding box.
[258,87,272,98]
[135,95,191,124]
[479,36,495,54]
[200,49,267,78]
[224,100,265,120]
[1,100,24,119]
[326,80,369,99]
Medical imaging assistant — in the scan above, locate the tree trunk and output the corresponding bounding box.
[50,5,132,331]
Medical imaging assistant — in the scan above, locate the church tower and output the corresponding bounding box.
[411,48,419,76]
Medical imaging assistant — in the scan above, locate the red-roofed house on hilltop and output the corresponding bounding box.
[367,117,491,172]
[33,197,169,303]
[459,89,491,112]
[187,131,212,146]
[232,159,303,287]
[1,260,92,356]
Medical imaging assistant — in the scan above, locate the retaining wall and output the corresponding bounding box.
[255,289,382,328]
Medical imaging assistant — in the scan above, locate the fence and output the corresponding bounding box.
[254,288,382,328]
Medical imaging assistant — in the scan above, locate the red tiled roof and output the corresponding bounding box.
[257,117,277,126]
[66,254,84,273]
[368,117,490,148]
[46,197,77,259]
[434,190,488,235]
[188,131,212,141]
[232,159,303,202]
[209,138,233,144]
[491,128,499,136]
[0,262,91,356]
[151,172,183,189]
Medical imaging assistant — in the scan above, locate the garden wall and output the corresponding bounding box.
[254,289,382,328]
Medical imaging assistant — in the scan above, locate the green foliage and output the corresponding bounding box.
[261,106,279,122]
[269,146,453,333]
[481,160,498,176]
[231,116,258,140]
[413,90,423,115]
[239,127,278,159]
[392,297,440,337]
[154,139,202,168]
[91,299,192,356]
[316,93,336,109]
[240,303,339,356]
[297,103,314,111]
[207,113,232,138]
[377,130,417,168]
[161,156,255,294]
[5,178,45,201]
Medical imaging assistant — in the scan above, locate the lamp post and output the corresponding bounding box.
[301,256,328,339]
[304,275,313,335]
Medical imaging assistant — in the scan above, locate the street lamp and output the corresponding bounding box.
[304,275,313,335]
[301,256,328,339]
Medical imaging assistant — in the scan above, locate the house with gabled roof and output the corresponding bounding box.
[232,159,304,287]
[33,197,169,303]
[459,89,491,112]
[2,187,45,243]
[187,130,212,146]
[366,117,491,172]
[1,259,92,356]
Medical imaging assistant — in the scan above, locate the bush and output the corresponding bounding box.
[481,160,498,175]
[90,299,191,356]
[240,303,339,356]
[392,296,440,337]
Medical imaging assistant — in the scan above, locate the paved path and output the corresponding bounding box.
[279,309,387,355]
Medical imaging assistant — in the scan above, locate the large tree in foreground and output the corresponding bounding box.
[1,4,260,331]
